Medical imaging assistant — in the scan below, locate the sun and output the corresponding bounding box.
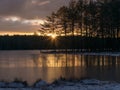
[51,34,57,39]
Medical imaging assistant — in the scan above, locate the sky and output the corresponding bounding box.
[0,0,70,35]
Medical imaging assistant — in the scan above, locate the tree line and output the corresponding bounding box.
[0,36,119,51]
[40,0,120,38]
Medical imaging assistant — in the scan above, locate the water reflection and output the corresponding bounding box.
[32,53,119,68]
[0,51,119,85]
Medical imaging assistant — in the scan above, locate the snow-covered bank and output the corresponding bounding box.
[1,79,120,90]
[41,50,120,56]
[49,79,120,90]
[82,52,120,56]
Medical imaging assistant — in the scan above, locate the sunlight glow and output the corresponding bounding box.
[51,34,57,39]
[0,32,34,36]
[46,33,57,39]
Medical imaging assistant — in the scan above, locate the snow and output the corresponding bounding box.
[0,82,7,88]
[80,79,101,85]
[34,80,47,88]
[1,79,120,90]
[41,50,120,56]
[0,81,27,88]
[48,79,120,90]
[8,82,25,88]
[82,52,120,56]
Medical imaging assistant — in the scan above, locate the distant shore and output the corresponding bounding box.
[40,50,120,56]
[0,36,119,52]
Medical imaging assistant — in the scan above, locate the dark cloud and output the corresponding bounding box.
[0,0,70,33]
[0,0,70,19]
[0,0,27,17]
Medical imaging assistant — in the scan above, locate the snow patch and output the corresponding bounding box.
[0,82,7,88]
[8,82,25,88]
[1,79,120,90]
[34,80,47,88]
[81,79,101,85]
[83,52,120,56]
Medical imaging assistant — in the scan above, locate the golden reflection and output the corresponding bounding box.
[0,53,119,68]
[31,54,84,67]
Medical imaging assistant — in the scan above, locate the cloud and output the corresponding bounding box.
[38,1,50,6]
[0,0,71,34]
[3,16,21,22]
[0,16,41,33]
[31,0,50,6]
[0,0,27,17]
[0,0,71,19]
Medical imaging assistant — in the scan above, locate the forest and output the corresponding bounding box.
[0,35,119,51]
[40,0,120,38]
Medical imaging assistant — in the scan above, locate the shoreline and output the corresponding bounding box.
[40,50,120,56]
[0,79,120,90]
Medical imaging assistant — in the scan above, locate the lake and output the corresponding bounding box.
[0,50,120,85]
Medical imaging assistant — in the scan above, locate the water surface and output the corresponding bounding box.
[0,50,120,85]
